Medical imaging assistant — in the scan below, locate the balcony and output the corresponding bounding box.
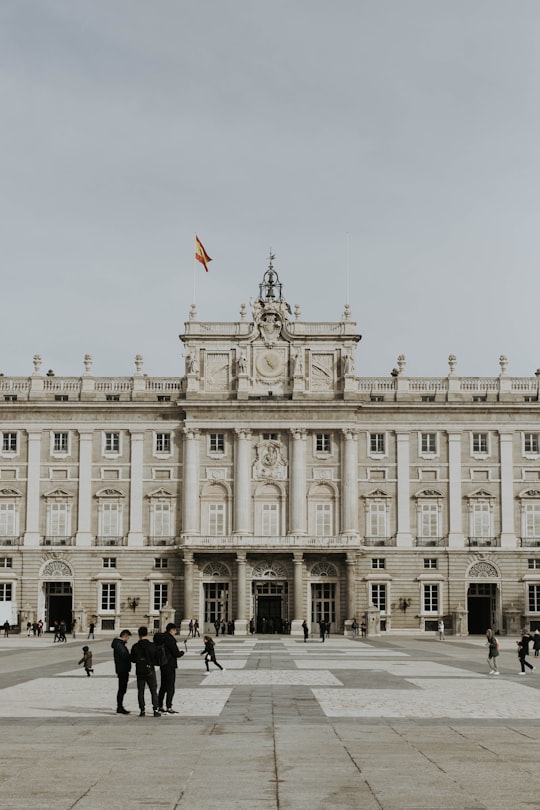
[41,536,74,546]
[146,536,177,547]
[363,536,396,547]
[520,537,540,548]
[0,536,21,546]
[182,535,360,549]
[468,537,496,547]
[415,537,444,547]
[95,536,126,547]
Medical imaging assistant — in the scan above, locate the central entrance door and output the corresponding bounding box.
[254,581,288,633]
[45,581,73,631]
[467,582,497,634]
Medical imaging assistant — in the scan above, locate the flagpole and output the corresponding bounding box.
[192,254,197,308]
[345,233,350,306]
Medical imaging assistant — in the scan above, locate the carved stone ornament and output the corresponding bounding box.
[202,562,230,578]
[42,560,73,578]
[469,561,499,578]
[310,562,338,577]
[251,559,288,579]
[253,441,287,481]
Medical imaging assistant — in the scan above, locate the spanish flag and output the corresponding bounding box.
[195,235,212,272]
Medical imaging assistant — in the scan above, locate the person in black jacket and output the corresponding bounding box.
[111,629,132,714]
[200,635,223,672]
[156,623,184,714]
[130,626,161,717]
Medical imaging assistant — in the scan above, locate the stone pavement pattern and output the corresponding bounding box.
[1,634,540,809]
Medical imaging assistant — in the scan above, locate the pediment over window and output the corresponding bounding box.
[0,487,22,498]
[43,488,73,499]
[518,488,540,499]
[466,488,494,500]
[414,488,443,499]
[364,489,390,499]
[147,488,174,499]
[95,488,125,498]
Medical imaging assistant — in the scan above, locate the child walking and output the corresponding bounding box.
[200,635,224,672]
[78,645,94,676]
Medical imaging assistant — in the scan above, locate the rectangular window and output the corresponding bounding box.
[0,583,12,600]
[371,558,385,569]
[154,558,169,569]
[153,583,169,612]
[47,503,69,538]
[209,433,224,453]
[153,503,172,538]
[529,585,540,612]
[370,433,385,454]
[315,503,333,536]
[421,395,435,402]
[101,583,116,612]
[55,395,68,402]
[157,395,171,402]
[208,503,225,535]
[423,584,439,613]
[2,433,17,453]
[104,432,120,453]
[316,433,331,453]
[263,433,278,442]
[419,503,439,538]
[525,503,540,538]
[0,557,13,568]
[370,395,384,402]
[371,583,387,612]
[0,504,17,538]
[262,503,279,536]
[423,558,438,569]
[155,433,171,453]
[528,559,540,569]
[421,433,437,454]
[102,557,116,568]
[101,503,121,538]
[53,432,69,453]
[471,503,491,539]
[525,434,540,454]
[472,433,488,454]
[367,502,387,538]
[106,395,120,402]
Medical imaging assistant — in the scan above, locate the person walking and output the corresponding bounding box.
[78,645,94,676]
[302,619,309,642]
[3,620,9,637]
[517,630,535,675]
[193,619,200,637]
[87,622,95,640]
[111,629,132,714]
[438,620,445,641]
[319,619,325,643]
[156,623,184,714]
[360,621,367,638]
[71,620,77,639]
[200,635,223,672]
[351,618,359,638]
[130,626,161,717]
[486,629,500,675]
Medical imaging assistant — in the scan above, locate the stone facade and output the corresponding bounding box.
[2,265,540,636]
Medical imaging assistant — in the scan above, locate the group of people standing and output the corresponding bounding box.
[486,628,540,675]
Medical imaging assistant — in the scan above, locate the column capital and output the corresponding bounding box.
[183,550,194,565]
[129,430,145,441]
[293,552,304,564]
[77,430,94,440]
[289,428,307,440]
[183,427,201,440]
[234,428,252,439]
[236,551,247,564]
[342,427,359,440]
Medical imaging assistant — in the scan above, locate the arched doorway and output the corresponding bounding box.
[251,560,289,634]
[39,560,74,631]
[466,560,500,634]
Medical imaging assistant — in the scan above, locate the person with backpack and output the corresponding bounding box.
[200,635,224,672]
[130,626,161,717]
[155,623,184,714]
[486,628,500,675]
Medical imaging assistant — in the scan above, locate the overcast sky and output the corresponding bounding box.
[2,1,540,380]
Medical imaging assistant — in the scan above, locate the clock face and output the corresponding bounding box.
[256,350,284,378]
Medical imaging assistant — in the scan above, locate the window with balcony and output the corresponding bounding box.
[0,502,18,541]
[315,503,333,536]
[262,503,279,536]
[208,503,225,535]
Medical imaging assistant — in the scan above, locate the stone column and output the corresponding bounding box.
[24,430,41,547]
[127,431,144,547]
[235,552,247,636]
[289,428,307,535]
[182,428,200,536]
[233,429,252,535]
[342,428,359,536]
[344,552,357,636]
[396,432,412,547]
[181,551,194,636]
[76,431,93,547]
[291,552,305,637]
[499,431,516,548]
[447,431,464,547]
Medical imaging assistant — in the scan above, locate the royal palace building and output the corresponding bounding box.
[1,264,540,637]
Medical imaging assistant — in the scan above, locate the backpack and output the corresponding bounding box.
[133,644,154,677]
[152,633,169,667]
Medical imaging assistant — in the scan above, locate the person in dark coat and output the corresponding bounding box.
[156,623,184,714]
[533,630,540,658]
[518,630,535,675]
[111,629,132,714]
[200,635,223,672]
[302,620,309,642]
[130,626,161,717]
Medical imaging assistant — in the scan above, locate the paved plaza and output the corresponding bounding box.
[2,633,540,809]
